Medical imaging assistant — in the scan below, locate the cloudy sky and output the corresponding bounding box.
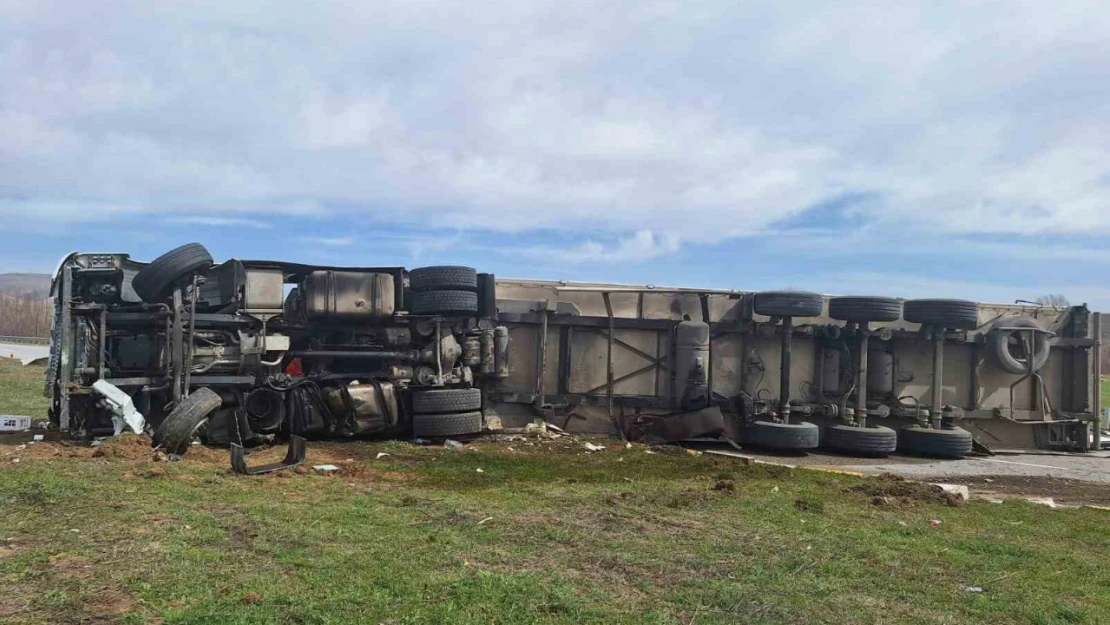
[2,1,1109,307]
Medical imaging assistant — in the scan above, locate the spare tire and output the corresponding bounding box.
[745,420,819,450]
[412,410,483,437]
[904,299,979,330]
[133,243,213,302]
[753,291,824,318]
[152,388,222,455]
[986,316,1052,375]
[897,425,973,458]
[822,424,897,456]
[411,290,479,316]
[412,388,482,414]
[410,266,478,292]
[828,296,902,323]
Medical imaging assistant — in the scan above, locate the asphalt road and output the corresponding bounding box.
[834,452,1110,483]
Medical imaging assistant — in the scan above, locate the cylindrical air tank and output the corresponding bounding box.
[673,320,710,410]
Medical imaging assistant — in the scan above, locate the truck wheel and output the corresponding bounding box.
[904,299,979,330]
[897,425,973,458]
[828,296,902,323]
[746,420,819,450]
[133,243,213,302]
[412,410,483,437]
[753,291,824,318]
[411,290,479,315]
[152,388,222,455]
[986,316,1052,375]
[822,424,897,456]
[410,266,478,292]
[412,388,482,413]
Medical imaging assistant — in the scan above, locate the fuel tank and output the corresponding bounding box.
[302,271,395,321]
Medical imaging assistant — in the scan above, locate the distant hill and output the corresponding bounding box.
[0,273,52,298]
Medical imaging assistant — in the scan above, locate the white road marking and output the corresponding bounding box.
[977,458,1071,470]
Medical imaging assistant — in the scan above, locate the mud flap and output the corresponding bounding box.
[230,435,306,475]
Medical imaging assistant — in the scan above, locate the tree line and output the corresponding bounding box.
[0,293,51,337]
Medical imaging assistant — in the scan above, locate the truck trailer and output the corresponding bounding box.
[46,243,1104,471]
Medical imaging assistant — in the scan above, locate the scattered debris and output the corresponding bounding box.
[476,468,484,473]
[959,584,984,593]
[930,483,970,501]
[477,516,493,525]
[685,448,702,456]
[10,458,19,464]
[32,434,43,442]
[625,442,632,449]
[0,415,32,432]
[1024,496,1058,508]
[770,486,779,493]
[375,452,391,459]
[312,464,341,473]
[584,442,606,452]
[929,519,942,527]
[444,439,466,452]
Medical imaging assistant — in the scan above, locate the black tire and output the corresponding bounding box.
[823,424,897,456]
[904,299,979,330]
[897,425,973,458]
[152,388,222,455]
[411,290,479,316]
[412,410,483,437]
[986,316,1052,375]
[133,243,214,302]
[410,266,478,293]
[828,296,902,323]
[753,291,824,318]
[746,420,819,450]
[412,388,482,413]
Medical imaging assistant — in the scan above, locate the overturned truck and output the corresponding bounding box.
[47,244,1104,468]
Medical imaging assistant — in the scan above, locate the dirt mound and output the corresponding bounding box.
[849,473,964,508]
[924,475,1110,506]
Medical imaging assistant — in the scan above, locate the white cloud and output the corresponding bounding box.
[519,230,681,265]
[301,235,355,247]
[1,0,1109,249]
[165,216,271,229]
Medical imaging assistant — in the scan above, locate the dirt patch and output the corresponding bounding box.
[48,552,94,579]
[849,473,964,508]
[923,475,1110,506]
[82,586,138,623]
[241,591,263,604]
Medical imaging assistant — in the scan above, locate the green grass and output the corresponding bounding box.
[1,362,1108,624]
[0,357,49,417]
[2,443,1108,624]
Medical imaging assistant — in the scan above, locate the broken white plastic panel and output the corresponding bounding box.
[91,380,146,435]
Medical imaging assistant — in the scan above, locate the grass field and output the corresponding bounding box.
[1102,377,1110,416]
[0,357,49,417]
[1,360,1108,624]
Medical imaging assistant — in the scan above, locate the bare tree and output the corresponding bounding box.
[1035,294,1070,308]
